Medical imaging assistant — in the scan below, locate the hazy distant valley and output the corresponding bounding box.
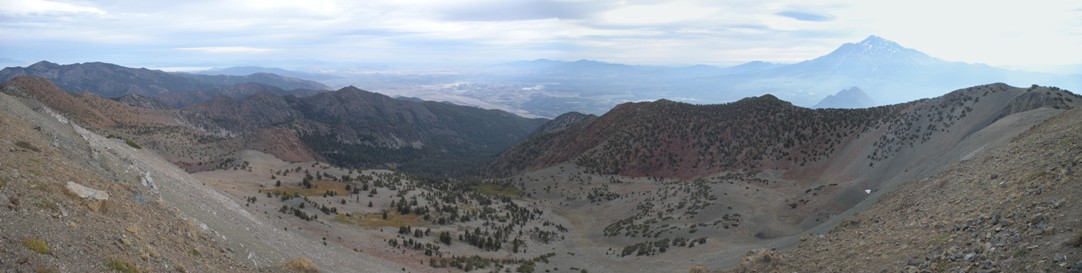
[3,33,1082,273]
[179,36,1082,118]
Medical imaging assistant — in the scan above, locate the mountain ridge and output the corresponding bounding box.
[812,86,876,109]
[0,61,331,101]
[1,76,547,177]
[490,84,1081,179]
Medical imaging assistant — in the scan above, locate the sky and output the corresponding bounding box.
[1,0,1081,72]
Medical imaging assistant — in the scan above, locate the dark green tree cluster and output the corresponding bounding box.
[620,237,707,257]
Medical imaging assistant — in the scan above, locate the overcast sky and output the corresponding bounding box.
[1,0,1080,71]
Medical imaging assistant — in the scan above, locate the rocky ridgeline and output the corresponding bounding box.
[0,61,329,99]
[492,94,904,179]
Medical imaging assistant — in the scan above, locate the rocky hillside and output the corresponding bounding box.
[492,84,1080,180]
[479,83,1080,272]
[0,81,573,273]
[0,90,346,272]
[0,76,320,172]
[491,94,904,179]
[0,61,329,103]
[2,76,547,177]
[718,107,1082,273]
[182,86,548,176]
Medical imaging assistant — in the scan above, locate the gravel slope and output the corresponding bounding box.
[719,108,1082,272]
[0,93,399,272]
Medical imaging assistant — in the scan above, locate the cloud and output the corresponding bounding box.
[2,0,1080,68]
[437,0,614,21]
[0,0,106,15]
[599,2,720,25]
[174,47,274,54]
[776,10,835,22]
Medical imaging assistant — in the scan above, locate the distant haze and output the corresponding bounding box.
[4,35,1080,118]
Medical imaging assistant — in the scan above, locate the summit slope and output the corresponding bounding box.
[721,106,1082,273]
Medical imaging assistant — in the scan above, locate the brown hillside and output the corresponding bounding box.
[1,76,116,128]
[180,85,547,176]
[1,76,544,177]
[493,95,905,179]
[492,84,1081,181]
[1,76,319,172]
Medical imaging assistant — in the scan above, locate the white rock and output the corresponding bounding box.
[65,181,109,201]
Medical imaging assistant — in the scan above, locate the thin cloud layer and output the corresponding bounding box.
[174,47,275,54]
[2,0,106,16]
[776,10,835,22]
[0,0,1079,69]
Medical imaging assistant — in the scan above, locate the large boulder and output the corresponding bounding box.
[64,181,109,200]
[64,181,109,211]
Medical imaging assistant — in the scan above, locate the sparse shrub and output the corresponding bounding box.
[15,140,40,152]
[284,257,320,273]
[516,261,535,273]
[125,139,142,149]
[34,199,58,212]
[689,264,709,273]
[23,237,49,254]
[105,257,141,273]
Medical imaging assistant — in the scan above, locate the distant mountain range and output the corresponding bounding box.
[306,36,1080,117]
[688,35,1080,105]
[0,58,23,68]
[0,61,330,102]
[197,66,342,82]
[8,36,1077,118]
